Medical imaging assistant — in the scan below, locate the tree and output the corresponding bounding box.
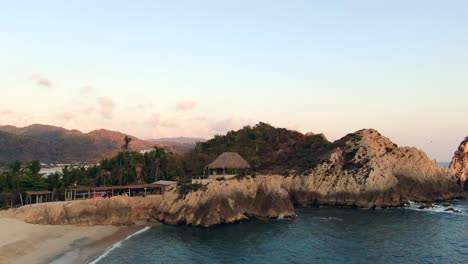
[123,136,132,151]
[10,161,22,174]
[29,160,41,175]
[149,147,168,181]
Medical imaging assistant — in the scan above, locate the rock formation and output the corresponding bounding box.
[449,136,468,189]
[286,129,463,207]
[2,129,464,227]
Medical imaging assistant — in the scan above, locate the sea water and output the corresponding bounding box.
[93,200,468,264]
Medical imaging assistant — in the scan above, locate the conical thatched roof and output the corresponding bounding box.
[207,152,250,169]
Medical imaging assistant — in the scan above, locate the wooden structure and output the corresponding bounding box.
[65,181,179,201]
[25,191,53,205]
[206,152,250,177]
[152,180,177,194]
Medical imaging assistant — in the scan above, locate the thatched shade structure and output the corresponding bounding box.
[206,152,250,176]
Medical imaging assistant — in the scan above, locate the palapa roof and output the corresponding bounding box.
[207,152,250,169]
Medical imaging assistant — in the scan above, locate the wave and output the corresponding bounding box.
[89,226,151,264]
[312,217,344,221]
[405,201,465,215]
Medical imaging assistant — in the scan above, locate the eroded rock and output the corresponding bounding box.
[449,137,468,189]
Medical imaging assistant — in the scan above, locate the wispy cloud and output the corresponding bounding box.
[0,108,12,115]
[176,100,197,111]
[79,85,95,96]
[82,107,95,115]
[31,74,53,88]
[148,113,160,126]
[62,112,76,121]
[97,96,117,119]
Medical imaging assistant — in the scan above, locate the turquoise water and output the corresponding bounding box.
[95,200,468,264]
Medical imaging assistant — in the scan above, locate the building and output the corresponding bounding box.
[65,181,179,201]
[205,152,250,179]
[24,191,53,205]
[152,180,178,194]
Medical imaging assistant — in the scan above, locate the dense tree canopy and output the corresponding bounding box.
[184,122,333,175]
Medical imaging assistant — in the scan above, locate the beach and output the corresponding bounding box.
[0,215,152,264]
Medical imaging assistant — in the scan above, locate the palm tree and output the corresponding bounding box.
[123,136,132,151]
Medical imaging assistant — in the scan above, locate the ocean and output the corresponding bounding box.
[93,200,468,264]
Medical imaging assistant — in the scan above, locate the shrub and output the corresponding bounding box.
[178,182,204,197]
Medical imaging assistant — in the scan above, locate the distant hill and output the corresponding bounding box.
[0,124,154,163]
[148,137,205,145]
[147,137,205,154]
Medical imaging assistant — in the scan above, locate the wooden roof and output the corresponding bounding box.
[69,182,180,192]
[26,191,52,195]
[152,180,178,186]
[207,152,250,169]
[71,184,161,192]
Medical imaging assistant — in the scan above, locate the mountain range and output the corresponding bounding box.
[0,124,198,164]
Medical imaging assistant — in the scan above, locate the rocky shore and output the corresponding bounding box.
[2,129,465,227]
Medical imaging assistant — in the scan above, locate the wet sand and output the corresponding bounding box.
[0,217,154,264]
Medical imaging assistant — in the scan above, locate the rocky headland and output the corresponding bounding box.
[2,129,465,227]
[449,136,468,189]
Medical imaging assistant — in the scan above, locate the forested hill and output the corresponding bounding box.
[185,122,336,174]
[0,124,153,163]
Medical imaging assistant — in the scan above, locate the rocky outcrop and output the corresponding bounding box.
[2,178,295,227]
[3,129,464,227]
[285,129,463,208]
[449,136,468,189]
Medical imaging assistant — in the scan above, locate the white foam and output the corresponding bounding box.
[405,201,465,215]
[312,217,344,221]
[89,226,151,264]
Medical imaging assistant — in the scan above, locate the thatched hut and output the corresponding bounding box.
[206,152,250,177]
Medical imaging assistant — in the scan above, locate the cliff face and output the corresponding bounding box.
[449,137,468,189]
[3,129,464,227]
[287,129,462,207]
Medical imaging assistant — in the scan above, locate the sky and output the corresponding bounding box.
[0,1,467,161]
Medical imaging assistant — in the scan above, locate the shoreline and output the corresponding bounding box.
[52,220,157,264]
[0,216,158,264]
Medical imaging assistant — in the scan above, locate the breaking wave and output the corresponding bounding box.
[89,226,151,264]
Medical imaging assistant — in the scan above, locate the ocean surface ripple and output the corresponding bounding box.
[96,200,468,264]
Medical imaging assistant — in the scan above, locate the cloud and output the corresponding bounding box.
[97,96,117,119]
[62,112,76,121]
[148,113,160,126]
[79,85,95,96]
[83,107,96,115]
[176,101,197,111]
[160,120,178,128]
[31,74,53,88]
[136,103,156,110]
[0,108,12,115]
[209,118,244,134]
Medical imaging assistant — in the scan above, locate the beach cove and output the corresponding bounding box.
[0,214,155,264]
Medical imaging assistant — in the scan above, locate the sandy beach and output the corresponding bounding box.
[0,216,150,264]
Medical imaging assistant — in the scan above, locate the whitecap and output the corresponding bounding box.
[89,226,151,264]
[405,201,464,215]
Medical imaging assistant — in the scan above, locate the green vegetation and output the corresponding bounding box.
[0,122,364,207]
[178,182,204,197]
[0,136,181,208]
[0,160,49,208]
[185,122,334,175]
